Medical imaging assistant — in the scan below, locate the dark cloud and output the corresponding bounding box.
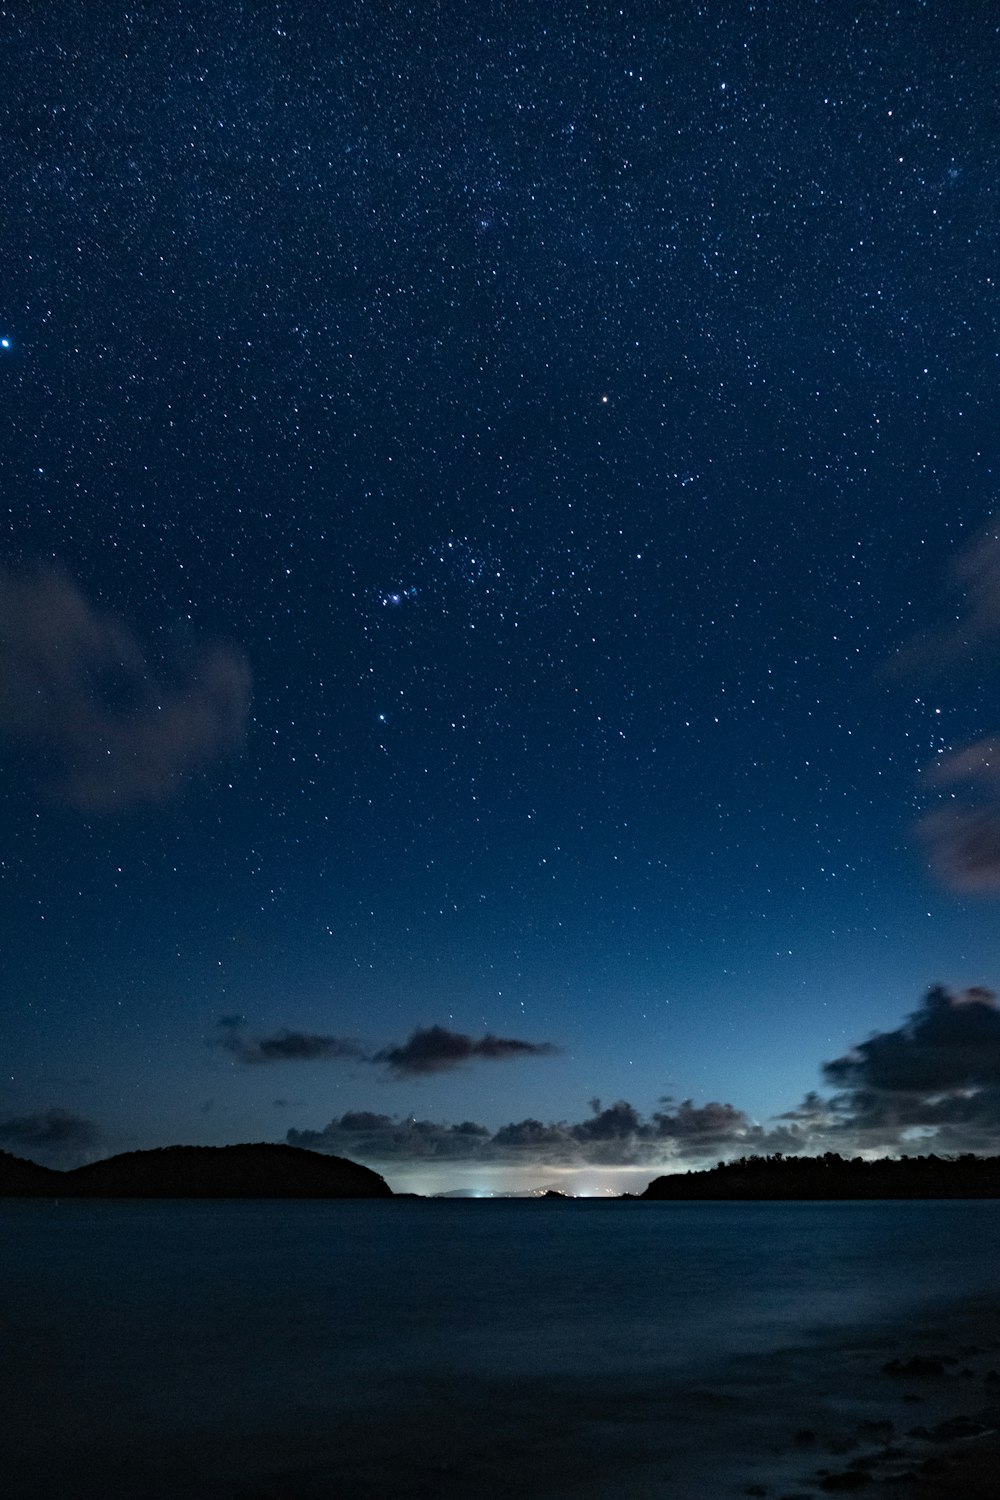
[491,1118,570,1151]
[0,564,251,812]
[0,1107,100,1163]
[289,1096,759,1168]
[773,986,1000,1157]
[485,1098,749,1163]
[775,1090,828,1125]
[216,1018,367,1065]
[824,985,1000,1094]
[571,1098,644,1141]
[286,989,1000,1170]
[373,1024,559,1076]
[213,1019,558,1075]
[764,1082,1000,1161]
[651,1097,751,1141]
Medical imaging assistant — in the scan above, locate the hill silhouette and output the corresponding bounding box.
[639,1151,1000,1199]
[0,1149,63,1196]
[0,1143,392,1198]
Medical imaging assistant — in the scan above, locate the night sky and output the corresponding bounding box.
[4,2,1000,1192]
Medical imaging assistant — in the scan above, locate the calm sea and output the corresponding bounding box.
[3,1198,999,1498]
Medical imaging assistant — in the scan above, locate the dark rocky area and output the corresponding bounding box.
[741,1335,1000,1498]
[0,1143,392,1198]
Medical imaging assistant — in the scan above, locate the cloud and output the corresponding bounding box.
[889,524,1000,679]
[255,1033,365,1062]
[0,564,251,811]
[491,1119,573,1152]
[926,739,1000,791]
[215,1018,367,1065]
[373,1024,560,1076]
[775,1090,829,1125]
[824,985,1000,1094]
[281,986,1000,1173]
[289,1096,760,1168]
[764,985,1000,1157]
[920,738,1000,893]
[918,789,1000,894]
[285,989,1000,1170]
[941,527,1000,655]
[213,1019,559,1075]
[736,989,1000,1161]
[0,1107,100,1163]
[651,1097,751,1141]
[893,522,1000,893]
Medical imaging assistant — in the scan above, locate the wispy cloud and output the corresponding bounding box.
[0,564,251,812]
[895,523,1000,892]
[890,525,1000,680]
[0,1106,101,1165]
[919,774,1000,894]
[215,1018,367,1065]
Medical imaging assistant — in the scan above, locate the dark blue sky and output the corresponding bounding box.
[3,1,1000,1190]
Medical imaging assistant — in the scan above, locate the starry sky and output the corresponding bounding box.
[3,1,1000,1192]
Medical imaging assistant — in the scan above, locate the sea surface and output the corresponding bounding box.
[3,1198,1000,1498]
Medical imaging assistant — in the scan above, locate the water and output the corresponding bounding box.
[3,1198,1000,1498]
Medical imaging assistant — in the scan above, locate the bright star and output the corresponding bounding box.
[0,338,10,350]
[381,585,417,607]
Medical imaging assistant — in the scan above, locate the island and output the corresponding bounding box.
[639,1150,1000,1199]
[0,1143,392,1198]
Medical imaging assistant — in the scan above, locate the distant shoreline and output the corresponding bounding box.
[4,1144,1000,1200]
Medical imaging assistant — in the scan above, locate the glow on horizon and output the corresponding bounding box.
[372,1162,676,1197]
